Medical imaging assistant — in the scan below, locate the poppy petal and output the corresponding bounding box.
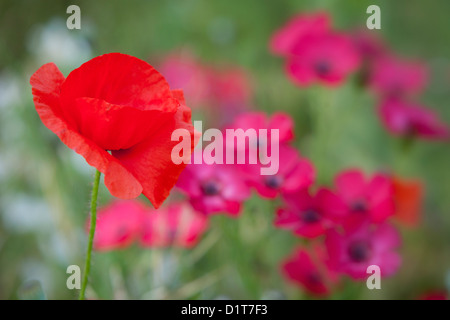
[74,97,174,150]
[111,102,196,208]
[60,52,178,113]
[30,62,143,199]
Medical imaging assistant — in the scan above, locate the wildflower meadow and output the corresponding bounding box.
[0,0,449,302]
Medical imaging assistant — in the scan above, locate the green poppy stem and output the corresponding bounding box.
[79,170,101,300]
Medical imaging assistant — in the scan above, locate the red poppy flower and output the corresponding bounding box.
[392,176,423,227]
[30,53,196,208]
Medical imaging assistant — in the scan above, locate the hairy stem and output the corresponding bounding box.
[79,170,101,300]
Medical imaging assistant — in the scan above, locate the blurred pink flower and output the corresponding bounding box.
[351,30,387,63]
[90,200,146,251]
[275,188,345,238]
[205,66,253,126]
[286,33,361,86]
[208,67,252,109]
[417,291,448,300]
[158,52,210,108]
[379,99,449,140]
[282,246,337,296]
[334,169,395,230]
[89,200,208,251]
[176,153,251,216]
[158,51,252,124]
[140,202,208,248]
[270,11,331,55]
[244,146,314,199]
[227,111,295,149]
[270,11,360,86]
[326,222,402,280]
[370,56,428,97]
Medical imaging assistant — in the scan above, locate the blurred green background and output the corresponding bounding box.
[0,0,449,299]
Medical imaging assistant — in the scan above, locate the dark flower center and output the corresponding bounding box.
[404,122,418,138]
[351,199,368,213]
[348,240,372,263]
[308,272,323,285]
[314,60,331,76]
[167,229,177,243]
[302,209,321,223]
[255,137,268,149]
[265,175,283,189]
[201,180,221,196]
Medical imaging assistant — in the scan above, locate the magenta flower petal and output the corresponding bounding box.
[281,246,337,296]
[379,99,449,140]
[325,223,401,279]
[270,12,331,55]
[176,154,251,216]
[370,56,428,97]
[333,169,395,229]
[287,33,361,86]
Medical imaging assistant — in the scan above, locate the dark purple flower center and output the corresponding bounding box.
[167,229,177,243]
[348,240,372,263]
[255,138,261,149]
[315,60,331,76]
[265,175,283,189]
[308,272,323,285]
[302,209,321,223]
[201,180,221,196]
[256,137,269,150]
[351,199,368,213]
[404,122,418,138]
